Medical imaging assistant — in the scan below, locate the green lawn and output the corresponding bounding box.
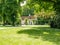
[0,25,60,45]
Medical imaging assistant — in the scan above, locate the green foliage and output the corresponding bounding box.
[0,0,23,26]
[21,7,34,16]
[55,15,60,28]
[53,1,60,28]
[30,0,60,28]
[0,4,2,14]
[0,0,60,27]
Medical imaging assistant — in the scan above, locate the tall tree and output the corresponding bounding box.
[0,0,24,26]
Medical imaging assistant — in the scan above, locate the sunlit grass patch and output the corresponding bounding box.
[43,32,49,34]
[55,33,60,36]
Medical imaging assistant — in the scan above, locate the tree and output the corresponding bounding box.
[54,0,60,28]
[0,0,24,26]
[29,0,60,28]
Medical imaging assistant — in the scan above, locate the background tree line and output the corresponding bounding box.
[0,0,23,26]
[0,0,60,28]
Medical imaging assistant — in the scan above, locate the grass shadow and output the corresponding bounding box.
[17,27,60,44]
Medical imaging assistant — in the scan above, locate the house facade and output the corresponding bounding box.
[21,15,37,25]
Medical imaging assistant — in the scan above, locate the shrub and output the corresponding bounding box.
[50,20,57,28]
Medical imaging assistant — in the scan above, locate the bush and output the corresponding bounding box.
[50,15,60,29]
[56,15,60,28]
[50,20,57,28]
[37,19,46,25]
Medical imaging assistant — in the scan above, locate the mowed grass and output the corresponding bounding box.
[0,25,60,45]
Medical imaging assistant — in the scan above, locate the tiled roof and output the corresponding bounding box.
[21,16,36,19]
